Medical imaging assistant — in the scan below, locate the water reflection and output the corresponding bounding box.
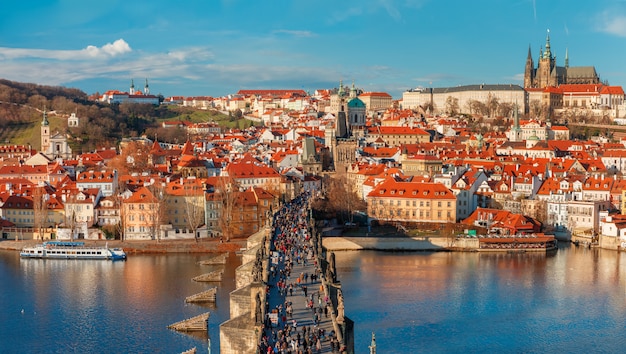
[335,246,626,353]
[0,250,239,353]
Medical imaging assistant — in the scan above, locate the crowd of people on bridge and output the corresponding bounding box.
[258,193,344,354]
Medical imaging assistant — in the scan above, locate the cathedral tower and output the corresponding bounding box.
[523,45,535,88]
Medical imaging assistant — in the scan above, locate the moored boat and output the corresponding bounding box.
[477,233,557,252]
[20,241,126,260]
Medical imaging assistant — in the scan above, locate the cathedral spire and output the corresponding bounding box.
[338,79,344,96]
[130,79,135,95]
[565,48,569,68]
[544,29,551,59]
[144,78,149,95]
[513,102,520,130]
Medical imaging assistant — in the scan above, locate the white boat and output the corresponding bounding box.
[20,241,126,260]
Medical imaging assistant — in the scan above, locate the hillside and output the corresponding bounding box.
[0,79,249,152]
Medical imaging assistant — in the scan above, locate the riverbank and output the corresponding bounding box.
[0,238,247,254]
[323,235,450,251]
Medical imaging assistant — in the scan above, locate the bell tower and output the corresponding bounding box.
[41,108,50,153]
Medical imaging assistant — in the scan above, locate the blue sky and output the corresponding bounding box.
[1,0,626,99]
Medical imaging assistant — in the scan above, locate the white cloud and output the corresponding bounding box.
[272,30,316,38]
[598,12,626,37]
[93,39,132,57]
[0,39,132,61]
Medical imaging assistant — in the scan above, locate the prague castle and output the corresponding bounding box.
[524,31,601,88]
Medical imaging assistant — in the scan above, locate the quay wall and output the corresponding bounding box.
[323,236,450,251]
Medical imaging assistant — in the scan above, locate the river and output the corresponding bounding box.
[1,244,625,353]
[0,250,239,353]
[334,244,626,353]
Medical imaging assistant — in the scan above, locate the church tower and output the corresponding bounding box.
[41,109,50,153]
[144,78,150,95]
[523,45,535,88]
[536,31,556,88]
[130,79,135,95]
[509,103,522,142]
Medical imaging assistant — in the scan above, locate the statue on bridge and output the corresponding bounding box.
[328,252,337,283]
[336,289,345,324]
[255,293,262,324]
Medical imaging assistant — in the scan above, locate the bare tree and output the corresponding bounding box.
[487,93,499,118]
[313,175,366,224]
[183,178,206,242]
[113,182,128,241]
[147,182,167,242]
[445,96,459,116]
[216,176,239,241]
[32,186,48,240]
[529,99,543,118]
[65,210,77,240]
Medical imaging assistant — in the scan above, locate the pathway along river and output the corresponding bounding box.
[1,243,626,353]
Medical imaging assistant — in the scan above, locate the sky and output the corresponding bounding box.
[1,0,626,99]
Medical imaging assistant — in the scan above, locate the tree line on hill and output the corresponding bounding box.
[0,79,194,151]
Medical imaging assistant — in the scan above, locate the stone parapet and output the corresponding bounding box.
[219,314,261,354]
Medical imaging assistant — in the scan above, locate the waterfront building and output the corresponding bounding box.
[567,200,612,242]
[96,196,120,227]
[163,177,206,237]
[598,212,626,250]
[122,186,161,240]
[463,207,541,235]
[63,188,101,228]
[367,178,456,224]
[0,195,34,228]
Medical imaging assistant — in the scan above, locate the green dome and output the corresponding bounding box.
[347,97,365,108]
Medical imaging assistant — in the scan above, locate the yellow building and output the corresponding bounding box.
[367,178,456,224]
[358,92,392,112]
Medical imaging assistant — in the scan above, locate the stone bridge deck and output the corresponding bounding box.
[264,243,338,353]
